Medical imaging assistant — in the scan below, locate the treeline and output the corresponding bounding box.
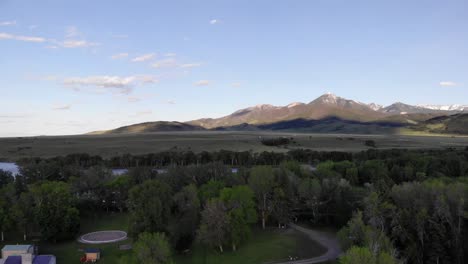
[0,147,467,263]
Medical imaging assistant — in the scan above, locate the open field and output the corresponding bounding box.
[1,131,468,160]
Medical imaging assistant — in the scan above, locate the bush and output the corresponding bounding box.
[261,137,291,146]
[364,140,376,148]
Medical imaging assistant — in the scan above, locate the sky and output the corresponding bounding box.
[0,0,467,137]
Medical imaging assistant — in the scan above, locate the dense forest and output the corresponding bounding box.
[0,147,467,263]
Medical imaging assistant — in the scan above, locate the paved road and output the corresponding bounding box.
[272,223,342,264]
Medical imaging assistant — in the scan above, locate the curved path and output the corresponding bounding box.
[272,223,342,264]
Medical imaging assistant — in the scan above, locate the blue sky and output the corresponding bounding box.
[0,0,467,136]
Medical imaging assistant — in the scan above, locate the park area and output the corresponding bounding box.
[0,213,330,264]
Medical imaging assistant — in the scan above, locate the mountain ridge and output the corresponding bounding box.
[89,93,468,135]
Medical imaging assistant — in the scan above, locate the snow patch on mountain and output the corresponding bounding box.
[418,104,468,111]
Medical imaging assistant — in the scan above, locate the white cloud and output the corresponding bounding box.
[0,20,16,26]
[65,26,82,38]
[180,63,202,68]
[194,80,211,86]
[60,40,99,48]
[0,32,46,42]
[52,104,71,110]
[127,97,141,103]
[111,53,129,59]
[231,82,241,87]
[439,81,457,87]
[164,53,177,57]
[0,114,29,118]
[210,19,219,25]
[150,58,178,68]
[132,53,156,62]
[62,75,158,94]
[166,100,176,105]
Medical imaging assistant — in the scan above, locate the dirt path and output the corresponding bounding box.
[272,223,342,264]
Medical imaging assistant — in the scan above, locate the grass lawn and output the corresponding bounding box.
[175,228,327,264]
[1,212,133,264]
[2,213,327,264]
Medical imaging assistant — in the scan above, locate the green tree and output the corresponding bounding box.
[249,166,274,229]
[30,181,80,242]
[128,180,172,237]
[0,170,14,189]
[198,180,224,205]
[0,187,13,241]
[220,186,257,250]
[340,246,398,264]
[170,184,200,250]
[134,232,173,264]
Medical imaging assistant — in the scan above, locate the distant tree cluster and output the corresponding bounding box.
[260,137,291,146]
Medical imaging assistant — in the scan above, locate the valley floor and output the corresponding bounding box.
[1,131,468,160]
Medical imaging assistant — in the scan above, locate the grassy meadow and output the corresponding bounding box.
[1,131,468,160]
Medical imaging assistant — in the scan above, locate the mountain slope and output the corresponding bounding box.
[412,114,468,134]
[88,121,205,134]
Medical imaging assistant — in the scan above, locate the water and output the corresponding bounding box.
[111,169,129,176]
[0,162,20,176]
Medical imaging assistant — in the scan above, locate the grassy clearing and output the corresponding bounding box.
[1,131,468,160]
[1,214,328,264]
[0,213,132,264]
[175,228,327,264]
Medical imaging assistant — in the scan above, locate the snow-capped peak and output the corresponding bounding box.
[417,104,468,111]
[368,103,384,111]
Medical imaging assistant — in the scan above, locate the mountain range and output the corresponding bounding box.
[89,93,468,135]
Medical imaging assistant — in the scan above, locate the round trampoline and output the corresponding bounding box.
[79,230,128,244]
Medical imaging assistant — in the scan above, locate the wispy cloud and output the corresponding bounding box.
[210,19,219,25]
[231,82,241,88]
[65,26,82,38]
[0,114,29,118]
[180,63,202,68]
[150,58,178,68]
[52,104,71,110]
[0,26,98,48]
[127,96,141,103]
[132,53,156,62]
[111,53,129,59]
[0,32,46,43]
[29,25,38,30]
[166,100,176,105]
[164,53,177,57]
[439,81,457,87]
[63,75,158,94]
[0,20,17,26]
[194,80,211,86]
[59,40,99,48]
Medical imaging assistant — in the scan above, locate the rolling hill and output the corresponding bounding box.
[88,121,205,135]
